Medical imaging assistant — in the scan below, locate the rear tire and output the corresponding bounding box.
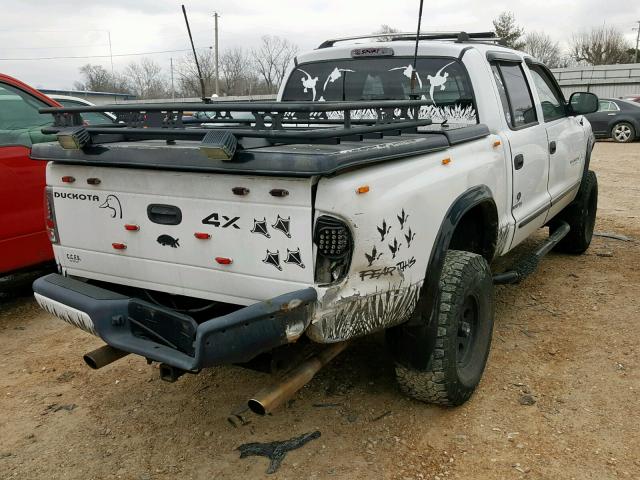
[394,250,494,406]
[611,122,635,143]
[551,170,597,254]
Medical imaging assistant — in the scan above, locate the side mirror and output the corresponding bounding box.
[569,92,598,115]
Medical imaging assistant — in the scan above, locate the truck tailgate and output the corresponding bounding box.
[47,163,315,305]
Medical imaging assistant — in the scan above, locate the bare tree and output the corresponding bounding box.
[125,59,168,99]
[251,36,299,93]
[176,49,216,98]
[570,26,633,65]
[523,32,565,68]
[220,47,252,95]
[374,24,400,41]
[74,64,130,93]
[492,12,525,50]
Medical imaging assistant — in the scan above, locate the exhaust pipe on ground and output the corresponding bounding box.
[83,345,129,369]
[248,341,349,416]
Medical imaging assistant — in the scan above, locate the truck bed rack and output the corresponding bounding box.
[40,100,436,147]
[35,100,489,177]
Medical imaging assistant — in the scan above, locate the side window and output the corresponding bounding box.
[528,66,566,122]
[492,62,538,129]
[598,101,619,112]
[0,82,53,147]
[491,65,511,125]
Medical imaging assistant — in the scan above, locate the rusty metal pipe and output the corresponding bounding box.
[83,345,129,369]
[248,341,349,415]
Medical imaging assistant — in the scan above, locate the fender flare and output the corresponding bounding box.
[387,185,497,370]
[582,135,595,179]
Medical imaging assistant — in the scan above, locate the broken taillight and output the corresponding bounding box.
[44,187,59,244]
[313,215,353,284]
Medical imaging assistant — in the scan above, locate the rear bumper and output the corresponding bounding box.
[33,274,316,371]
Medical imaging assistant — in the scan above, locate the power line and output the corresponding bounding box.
[0,44,111,50]
[0,47,211,61]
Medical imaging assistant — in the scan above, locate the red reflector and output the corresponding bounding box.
[215,257,233,265]
[61,176,75,183]
[112,243,127,250]
[194,232,211,239]
[124,224,139,231]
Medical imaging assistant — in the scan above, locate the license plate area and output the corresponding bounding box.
[128,300,197,356]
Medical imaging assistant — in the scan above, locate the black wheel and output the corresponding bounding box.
[394,250,494,406]
[552,170,598,254]
[611,122,635,143]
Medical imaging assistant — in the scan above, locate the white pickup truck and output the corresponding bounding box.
[32,32,599,410]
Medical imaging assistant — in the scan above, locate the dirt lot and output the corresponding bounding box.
[1,142,639,480]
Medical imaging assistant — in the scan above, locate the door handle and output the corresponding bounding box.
[607,113,616,116]
[514,154,524,170]
[549,141,557,154]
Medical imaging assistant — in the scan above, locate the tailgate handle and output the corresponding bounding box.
[147,204,182,225]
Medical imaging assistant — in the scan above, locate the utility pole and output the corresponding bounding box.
[170,57,175,100]
[214,12,220,96]
[634,21,640,64]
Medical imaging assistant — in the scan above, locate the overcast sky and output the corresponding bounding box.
[1,0,638,90]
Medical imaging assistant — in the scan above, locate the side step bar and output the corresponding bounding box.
[493,222,570,285]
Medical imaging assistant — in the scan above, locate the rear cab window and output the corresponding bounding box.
[281,57,478,130]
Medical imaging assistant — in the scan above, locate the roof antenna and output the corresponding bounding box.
[181,4,210,103]
[410,0,425,98]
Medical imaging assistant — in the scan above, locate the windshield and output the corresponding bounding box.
[281,57,477,129]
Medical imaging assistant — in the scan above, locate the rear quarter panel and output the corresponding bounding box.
[308,134,510,342]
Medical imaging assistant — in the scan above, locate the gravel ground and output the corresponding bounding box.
[1,142,639,480]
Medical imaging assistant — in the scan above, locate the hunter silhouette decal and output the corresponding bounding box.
[99,194,122,219]
[284,248,305,268]
[271,215,291,238]
[262,250,282,271]
[297,68,319,101]
[427,61,455,105]
[250,218,271,238]
[157,234,180,248]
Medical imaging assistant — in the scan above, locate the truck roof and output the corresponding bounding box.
[296,39,529,65]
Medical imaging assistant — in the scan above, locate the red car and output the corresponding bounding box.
[0,74,60,290]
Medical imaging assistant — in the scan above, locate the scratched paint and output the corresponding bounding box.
[307,282,422,342]
[495,224,511,255]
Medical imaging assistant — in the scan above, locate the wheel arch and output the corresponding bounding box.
[387,184,497,370]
